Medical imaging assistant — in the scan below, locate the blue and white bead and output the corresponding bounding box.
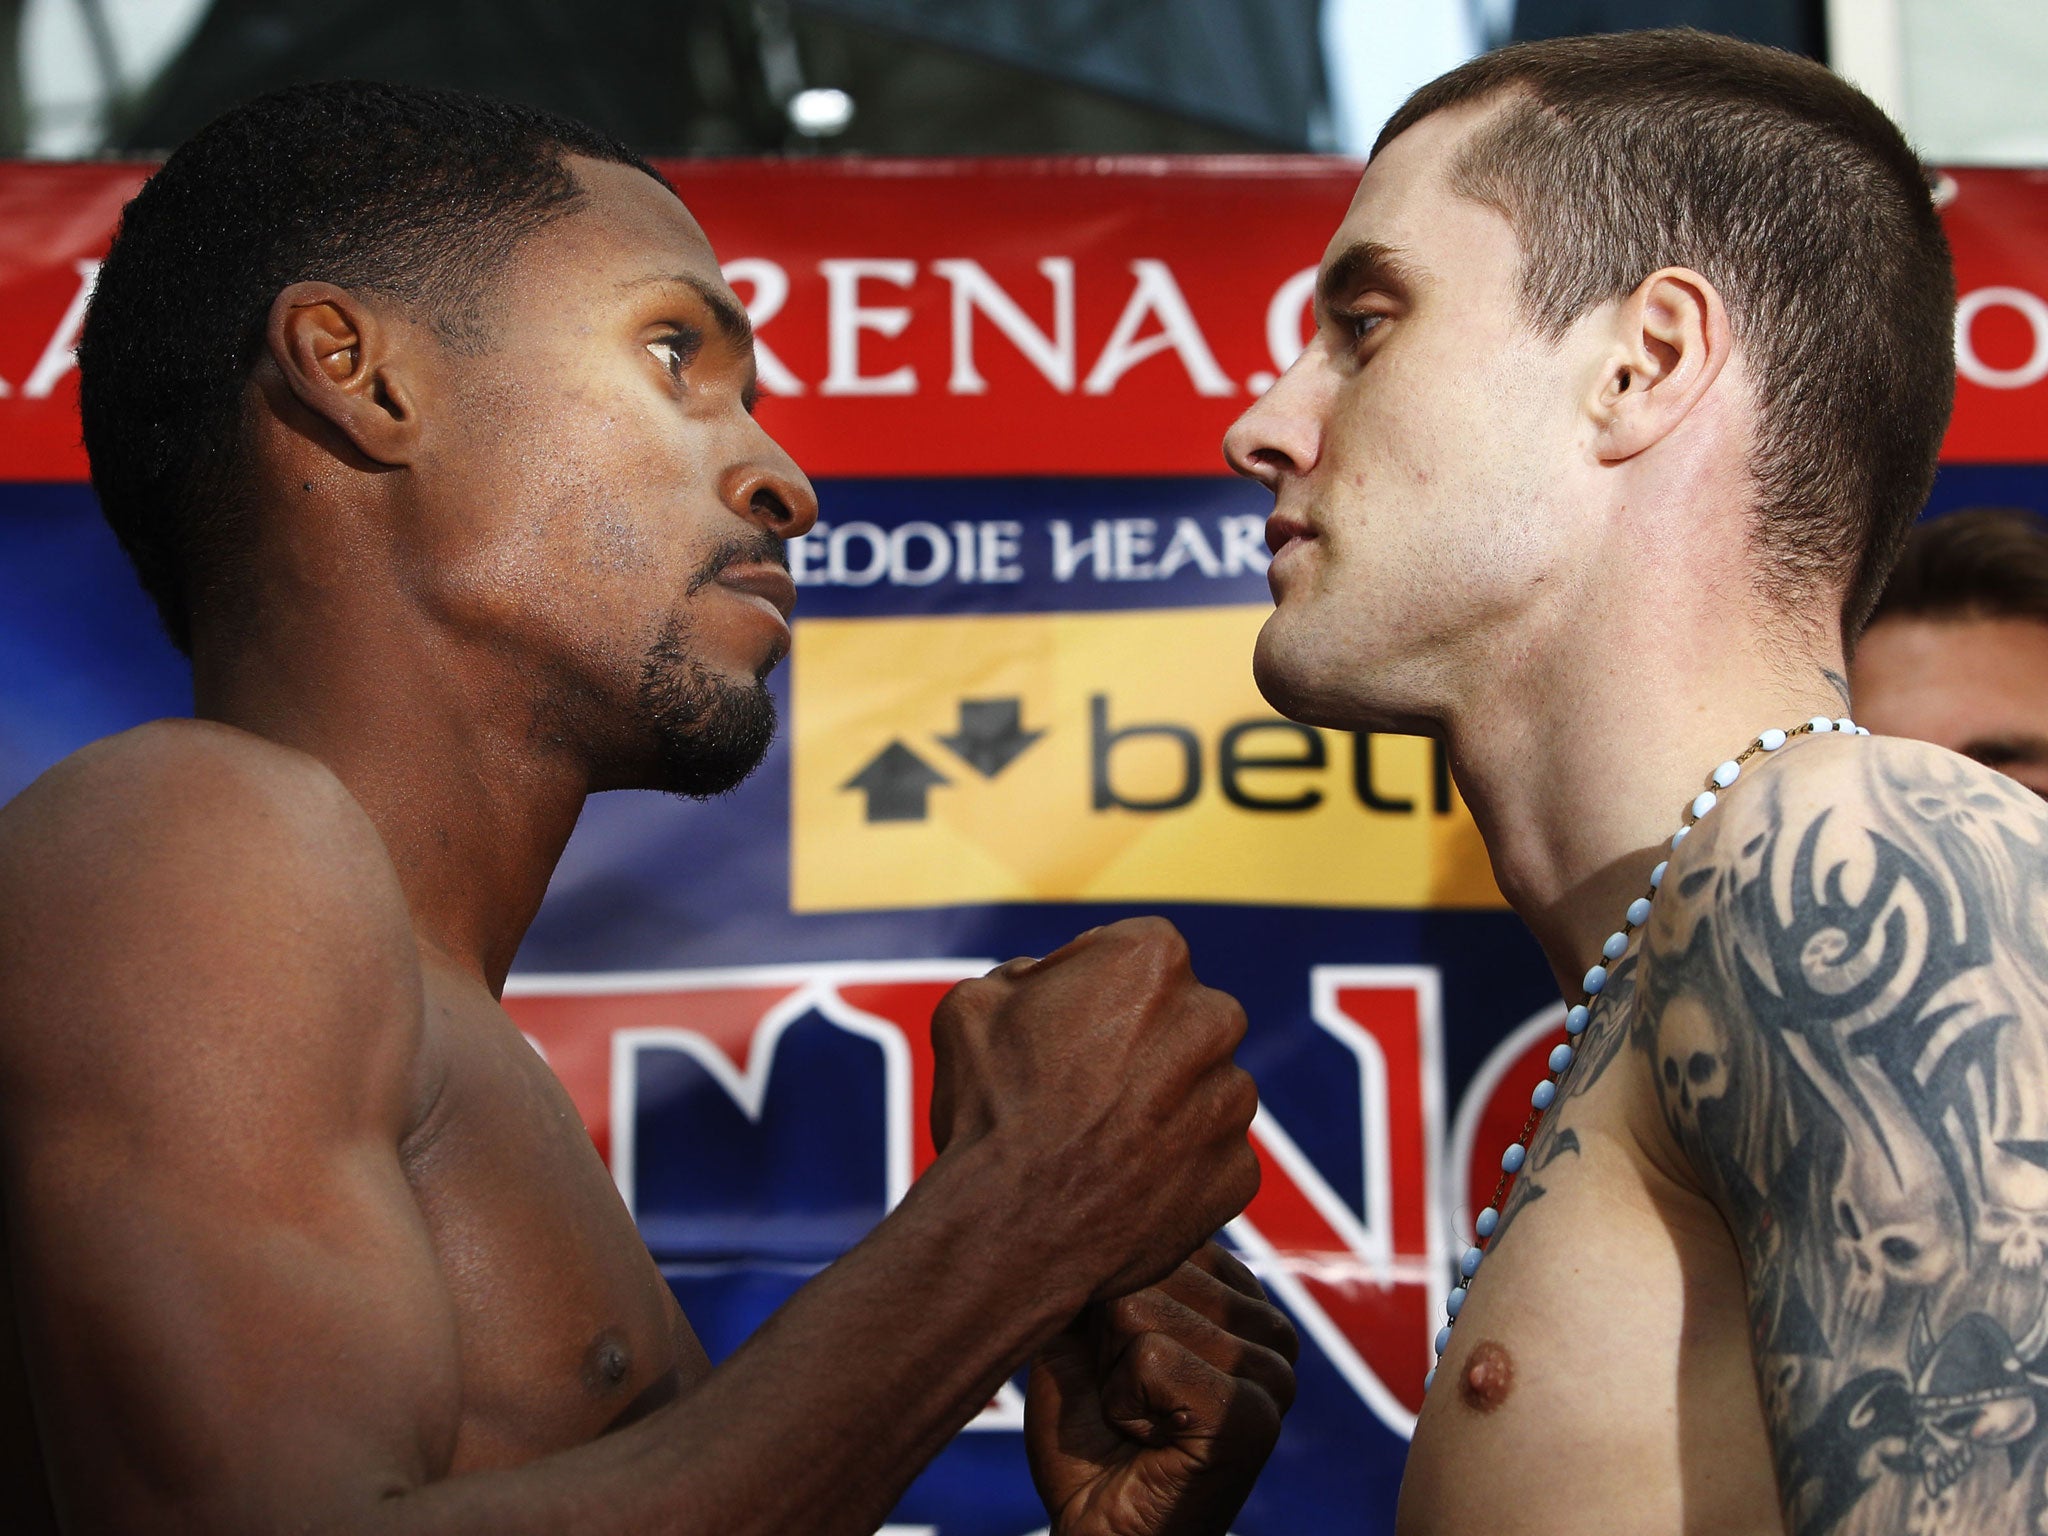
[1426,717,1860,1392]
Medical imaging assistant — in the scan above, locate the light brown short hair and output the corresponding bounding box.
[1377,29,1957,646]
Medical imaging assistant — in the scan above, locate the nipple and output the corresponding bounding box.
[583,1330,632,1393]
[1458,1339,1515,1412]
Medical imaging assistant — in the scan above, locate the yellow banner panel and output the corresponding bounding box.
[791,605,1503,912]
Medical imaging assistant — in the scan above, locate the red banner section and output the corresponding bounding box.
[2,157,2046,481]
[0,163,149,481]
[1943,168,2048,463]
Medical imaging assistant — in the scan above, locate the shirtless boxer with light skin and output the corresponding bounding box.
[1227,30,2048,1536]
[0,83,1296,1533]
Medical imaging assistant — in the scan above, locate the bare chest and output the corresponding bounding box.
[1398,993,1782,1536]
[402,963,707,1472]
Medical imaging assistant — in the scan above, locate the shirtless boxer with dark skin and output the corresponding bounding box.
[1228,31,2048,1536]
[0,84,1295,1533]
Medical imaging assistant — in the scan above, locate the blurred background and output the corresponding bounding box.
[5,0,2045,166]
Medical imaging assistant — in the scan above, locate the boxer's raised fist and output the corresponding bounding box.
[929,917,1260,1300]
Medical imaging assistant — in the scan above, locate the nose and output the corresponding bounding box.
[1222,353,1323,488]
[722,432,818,539]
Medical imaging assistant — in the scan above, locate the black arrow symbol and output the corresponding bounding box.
[938,698,1044,779]
[843,740,949,822]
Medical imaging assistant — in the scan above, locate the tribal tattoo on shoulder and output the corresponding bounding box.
[1633,744,2048,1536]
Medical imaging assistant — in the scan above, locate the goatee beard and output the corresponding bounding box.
[635,618,778,799]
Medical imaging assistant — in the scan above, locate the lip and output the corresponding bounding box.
[1264,509,1313,558]
[713,563,798,624]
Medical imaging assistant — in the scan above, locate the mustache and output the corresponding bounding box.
[688,531,789,594]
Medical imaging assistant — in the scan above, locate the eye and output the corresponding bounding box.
[645,329,702,386]
[1331,308,1387,352]
[646,335,685,381]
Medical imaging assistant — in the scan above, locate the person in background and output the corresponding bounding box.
[1850,506,2048,798]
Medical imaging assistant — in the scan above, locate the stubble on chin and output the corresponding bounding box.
[635,617,778,799]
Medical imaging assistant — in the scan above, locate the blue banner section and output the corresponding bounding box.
[789,476,1275,616]
[0,481,190,800]
[11,462,2047,1531]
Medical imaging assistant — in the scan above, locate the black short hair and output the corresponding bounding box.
[78,80,669,656]
[1866,507,2048,629]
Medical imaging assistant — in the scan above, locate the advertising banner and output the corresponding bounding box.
[3,156,2046,1530]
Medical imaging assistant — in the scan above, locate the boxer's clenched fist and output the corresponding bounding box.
[929,917,1261,1300]
[1027,1242,1299,1536]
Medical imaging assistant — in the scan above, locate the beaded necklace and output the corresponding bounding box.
[1425,714,1869,1394]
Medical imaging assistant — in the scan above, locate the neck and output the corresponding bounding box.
[191,604,591,997]
[1444,604,1846,997]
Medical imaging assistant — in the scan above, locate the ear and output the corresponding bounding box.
[1588,267,1731,463]
[264,281,421,467]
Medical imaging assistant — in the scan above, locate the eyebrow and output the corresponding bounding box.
[1317,239,1422,315]
[620,272,756,352]
[1961,735,2048,767]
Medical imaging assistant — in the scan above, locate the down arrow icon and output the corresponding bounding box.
[843,740,949,822]
[938,698,1043,778]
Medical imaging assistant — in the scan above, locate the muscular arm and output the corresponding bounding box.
[0,724,1259,1535]
[1632,735,2048,1536]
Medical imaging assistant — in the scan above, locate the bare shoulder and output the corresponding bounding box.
[0,719,423,1121]
[1635,733,2048,1534]
[1742,727,2045,834]
[2,715,374,853]
[1647,730,2047,964]
[1639,729,2048,1123]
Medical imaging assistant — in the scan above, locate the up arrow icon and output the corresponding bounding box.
[938,698,1043,779]
[843,740,950,822]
